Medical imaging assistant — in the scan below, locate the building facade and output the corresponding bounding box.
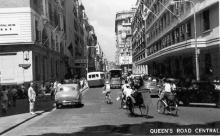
[132,0,148,75]
[115,9,136,74]
[0,0,66,84]
[64,0,89,78]
[0,0,98,84]
[134,0,219,81]
[95,43,106,72]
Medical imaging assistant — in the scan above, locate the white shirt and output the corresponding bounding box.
[164,83,171,93]
[171,84,176,91]
[28,87,36,101]
[123,88,134,98]
[122,83,130,91]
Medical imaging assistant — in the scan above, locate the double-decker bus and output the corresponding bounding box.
[108,69,122,89]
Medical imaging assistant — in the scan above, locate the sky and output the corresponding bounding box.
[81,0,137,61]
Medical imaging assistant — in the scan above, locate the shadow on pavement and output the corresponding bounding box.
[27,121,220,136]
[179,104,218,108]
[0,95,54,117]
[57,104,85,109]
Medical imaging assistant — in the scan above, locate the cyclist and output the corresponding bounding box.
[122,80,136,105]
[159,79,172,107]
[103,81,112,104]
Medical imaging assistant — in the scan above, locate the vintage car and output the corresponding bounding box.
[55,83,82,108]
[177,81,217,106]
[142,80,160,97]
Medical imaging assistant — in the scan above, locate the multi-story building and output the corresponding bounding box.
[134,0,219,81]
[115,9,136,74]
[64,0,89,78]
[0,0,66,84]
[95,43,105,72]
[0,0,97,84]
[132,0,147,75]
[85,24,97,73]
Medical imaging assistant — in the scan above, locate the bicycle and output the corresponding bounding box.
[126,91,149,116]
[105,91,112,104]
[157,92,178,116]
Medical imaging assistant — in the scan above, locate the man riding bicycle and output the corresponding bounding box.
[122,80,137,103]
[103,81,112,104]
[159,79,177,106]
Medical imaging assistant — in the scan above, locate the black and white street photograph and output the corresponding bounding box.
[0,0,220,136]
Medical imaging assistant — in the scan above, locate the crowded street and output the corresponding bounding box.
[2,87,220,136]
[0,0,220,135]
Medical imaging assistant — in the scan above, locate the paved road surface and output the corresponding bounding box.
[4,87,220,136]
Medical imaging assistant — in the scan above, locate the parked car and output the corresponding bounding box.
[177,81,217,106]
[55,83,82,108]
[142,80,160,96]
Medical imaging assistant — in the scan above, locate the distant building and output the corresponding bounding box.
[95,43,105,72]
[115,9,136,74]
[132,0,147,75]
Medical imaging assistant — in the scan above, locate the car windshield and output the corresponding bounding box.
[134,76,141,80]
[59,86,76,92]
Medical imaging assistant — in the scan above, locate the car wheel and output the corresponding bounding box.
[56,103,62,109]
[182,98,189,106]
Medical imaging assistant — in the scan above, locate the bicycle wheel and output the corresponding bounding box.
[139,104,149,116]
[127,98,134,114]
[174,103,178,116]
[128,103,134,114]
[121,99,126,108]
[157,100,165,114]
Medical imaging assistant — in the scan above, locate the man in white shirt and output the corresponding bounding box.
[28,82,36,115]
[122,80,136,104]
[103,81,112,103]
[159,80,172,102]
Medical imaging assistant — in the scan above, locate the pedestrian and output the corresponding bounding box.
[50,82,54,100]
[40,83,46,95]
[1,86,9,113]
[7,86,13,107]
[79,78,84,89]
[28,82,36,115]
[11,86,18,107]
[83,78,88,88]
[21,84,26,98]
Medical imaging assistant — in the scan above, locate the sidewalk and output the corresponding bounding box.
[0,94,54,135]
[0,86,90,135]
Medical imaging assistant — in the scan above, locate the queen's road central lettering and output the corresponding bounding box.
[149,129,173,134]
[177,128,192,134]
[195,128,220,134]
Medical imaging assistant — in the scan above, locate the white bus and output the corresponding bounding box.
[87,72,105,87]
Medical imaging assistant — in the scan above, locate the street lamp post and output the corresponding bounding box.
[170,0,200,81]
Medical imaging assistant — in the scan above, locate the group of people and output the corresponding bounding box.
[0,86,18,114]
[0,76,88,115]
[103,75,178,109]
[103,79,143,107]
